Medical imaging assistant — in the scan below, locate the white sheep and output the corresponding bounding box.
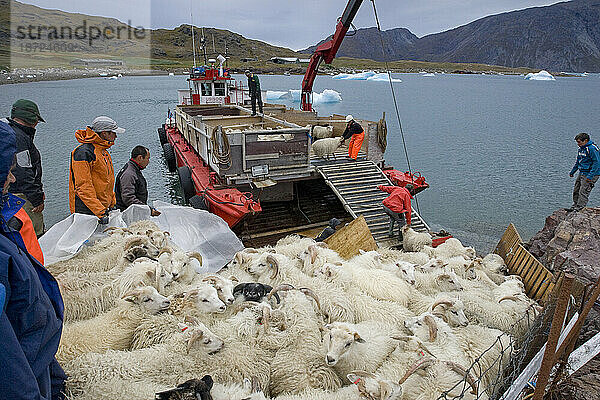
[57,286,170,363]
[401,226,432,252]
[311,137,344,159]
[423,237,477,260]
[323,321,402,378]
[311,125,335,139]
[61,258,172,322]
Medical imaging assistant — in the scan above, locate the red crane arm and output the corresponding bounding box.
[301,0,364,111]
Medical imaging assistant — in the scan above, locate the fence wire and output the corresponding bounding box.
[432,301,573,400]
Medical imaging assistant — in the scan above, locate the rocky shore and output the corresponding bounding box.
[526,207,600,400]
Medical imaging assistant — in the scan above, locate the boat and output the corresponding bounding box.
[158,0,432,248]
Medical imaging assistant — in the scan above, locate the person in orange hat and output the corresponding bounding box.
[68,116,124,223]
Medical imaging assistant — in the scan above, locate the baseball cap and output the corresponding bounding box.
[91,116,125,134]
[345,115,353,123]
[11,99,45,124]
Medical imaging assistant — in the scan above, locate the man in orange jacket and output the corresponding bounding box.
[377,183,415,240]
[69,116,125,223]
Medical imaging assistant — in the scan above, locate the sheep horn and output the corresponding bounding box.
[443,361,479,396]
[307,246,318,264]
[187,252,203,266]
[298,287,322,315]
[234,301,261,313]
[398,357,436,384]
[498,295,520,303]
[120,289,141,301]
[229,275,239,283]
[243,248,259,253]
[431,300,454,311]
[316,242,329,248]
[145,229,155,236]
[432,311,449,324]
[261,306,271,331]
[201,275,222,286]
[267,284,295,300]
[123,236,145,251]
[183,289,199,302]
[391,335,413,341]
[266,255,279,279]
[158,247,173,257]
[423,315,438,342]
[250,376,261,394]
[184,315,200,326]
[186,329,204,354]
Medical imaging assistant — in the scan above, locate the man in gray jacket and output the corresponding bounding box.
[4,100,46,236]
[115,146,160,216]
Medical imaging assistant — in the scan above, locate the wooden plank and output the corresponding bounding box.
[567,331,600,375]
[324,215,377,259]
[531,271,553,301]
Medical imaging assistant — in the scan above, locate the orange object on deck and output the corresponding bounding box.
[348,131,364,159]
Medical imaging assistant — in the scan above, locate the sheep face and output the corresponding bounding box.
[418,258,445,273]
[159,250,200,282]
[154,264,173,293]
[435,270,463,292]
[122,286,170,314]
[123,236,161,262]
[403,313,441,342]
[313,262,340,279]
[347,372,403,400]
[396,262,416,285]
[145,229,170,249]
[185,283,226,313]
[155,375,213,400]
[202,275,236,305]
[431,299,469,328]
[181,322,224,355]
[247,254,278,278]
[464,247,477,259]
[323,322,366,366]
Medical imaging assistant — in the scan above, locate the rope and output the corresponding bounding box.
[369,0,421,215]
[210,126,232,170]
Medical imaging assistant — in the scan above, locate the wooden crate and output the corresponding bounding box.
[495,223,556,303]
[324,215,377,259]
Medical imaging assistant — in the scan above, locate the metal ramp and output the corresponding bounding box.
[316,160,430,243]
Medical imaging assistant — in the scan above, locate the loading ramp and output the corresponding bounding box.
[315,160,430,244]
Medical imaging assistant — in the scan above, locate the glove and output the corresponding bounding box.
[98,209,109,225]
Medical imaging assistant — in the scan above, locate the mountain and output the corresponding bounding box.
[302,0,600,72]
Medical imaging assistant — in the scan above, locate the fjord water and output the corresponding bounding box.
[1,73,599,251]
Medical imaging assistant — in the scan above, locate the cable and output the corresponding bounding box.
[369,0,421,216]
[210,126,232,170]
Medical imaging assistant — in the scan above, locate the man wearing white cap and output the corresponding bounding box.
[68,116,125,222]
[341,115,364,160]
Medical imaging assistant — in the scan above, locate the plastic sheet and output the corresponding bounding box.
[39,202,244,272]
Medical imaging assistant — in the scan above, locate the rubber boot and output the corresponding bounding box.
[388,218,395,236]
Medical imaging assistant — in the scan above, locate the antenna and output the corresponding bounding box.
[201,28,208,65]
[190,0,197,67]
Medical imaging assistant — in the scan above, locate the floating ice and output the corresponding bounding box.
[266,89,342,104]
[366,73,402,83]
[422,73,435,77]
[332,71,376,80]
[524,70,555,81]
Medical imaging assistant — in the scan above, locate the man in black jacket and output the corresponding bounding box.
[115,145,160,216]
[245,70,263,116]
[5,99,46,236]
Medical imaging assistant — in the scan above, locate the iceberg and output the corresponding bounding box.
[366,73,402,83]
[265,89,342,104]
[422,73,435,77]
[524,70,555,81]
[332,71,376,80]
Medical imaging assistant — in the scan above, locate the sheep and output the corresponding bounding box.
[48,235,161,275]
[401,226,432,252]
[323,321,402,379]
[481,253,509,284]
[63,319,224,399]
[248,252,356,323]
[127,219,161,235]
[220,248,264,282]
[156,376,214,400]
[130,283,227,349]
[61,258,173,322]
[298,243,344,277]
[273,234,317,259]
[311,137,344,159]
[411,268,464,298]
[408,296,469,328]
[311,125,334,139]
[57,286,170,364]
[423,237,477,260]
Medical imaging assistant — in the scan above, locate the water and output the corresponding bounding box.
[1,72,599,252]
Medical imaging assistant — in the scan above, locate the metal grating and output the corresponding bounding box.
[315,160,430,245]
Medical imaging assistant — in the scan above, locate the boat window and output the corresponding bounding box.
[214,81,226,96]
[201,82,212,96]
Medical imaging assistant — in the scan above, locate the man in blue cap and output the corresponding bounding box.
[4,99,46,237]
[0,120,66,400]
[569,132,600,211]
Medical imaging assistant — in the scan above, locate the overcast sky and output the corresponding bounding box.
[18,0,563,50]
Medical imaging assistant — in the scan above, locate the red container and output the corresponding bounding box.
[383,170,429,194]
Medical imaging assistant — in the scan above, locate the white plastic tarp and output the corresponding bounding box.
[39,201,244,272]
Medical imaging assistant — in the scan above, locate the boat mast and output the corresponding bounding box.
[190,0,197,68]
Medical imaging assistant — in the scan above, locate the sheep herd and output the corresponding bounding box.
[49,220,541,400]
